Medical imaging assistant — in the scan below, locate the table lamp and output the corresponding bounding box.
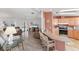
[5,27,17,44]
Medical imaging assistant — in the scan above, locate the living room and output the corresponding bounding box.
[0,8,79,51]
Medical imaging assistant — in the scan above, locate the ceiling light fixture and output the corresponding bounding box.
[59,9,79,12]
[57,12,77,15]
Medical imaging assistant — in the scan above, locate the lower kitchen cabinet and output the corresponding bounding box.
[68,30,79,40]
[68,30,74,38]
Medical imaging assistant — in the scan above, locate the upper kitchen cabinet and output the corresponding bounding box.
[67,16,79,26]
[74,17,79,26]
[67,17,75,26]
[58,16,69,25]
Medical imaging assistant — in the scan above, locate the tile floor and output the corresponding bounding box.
[60,34,79,51]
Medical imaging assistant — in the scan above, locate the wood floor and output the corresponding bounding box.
[8,33,79,51]
[12,32,43,51]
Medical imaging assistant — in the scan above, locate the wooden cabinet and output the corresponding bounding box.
[68,18,75,26]
[68,18,79,40]
[68,30,79,40]
[74,30,79,40]
[58,18,68,24]
[60,17,79,40]
[74,18,79,26]
[68,30,74,38]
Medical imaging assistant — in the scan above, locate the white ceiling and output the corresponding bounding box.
[0,8,79,19]
[52,8,79,16]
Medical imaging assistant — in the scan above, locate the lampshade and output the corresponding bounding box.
[5,27,17,35]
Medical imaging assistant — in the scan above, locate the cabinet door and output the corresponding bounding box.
[74,18,79,26]
[58,18,68,24]
[68,18,75,26]
[73,18,79,40]
[74,30,79,40]
[68,30,74,38]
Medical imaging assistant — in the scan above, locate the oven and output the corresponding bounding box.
[59,25,68,35]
